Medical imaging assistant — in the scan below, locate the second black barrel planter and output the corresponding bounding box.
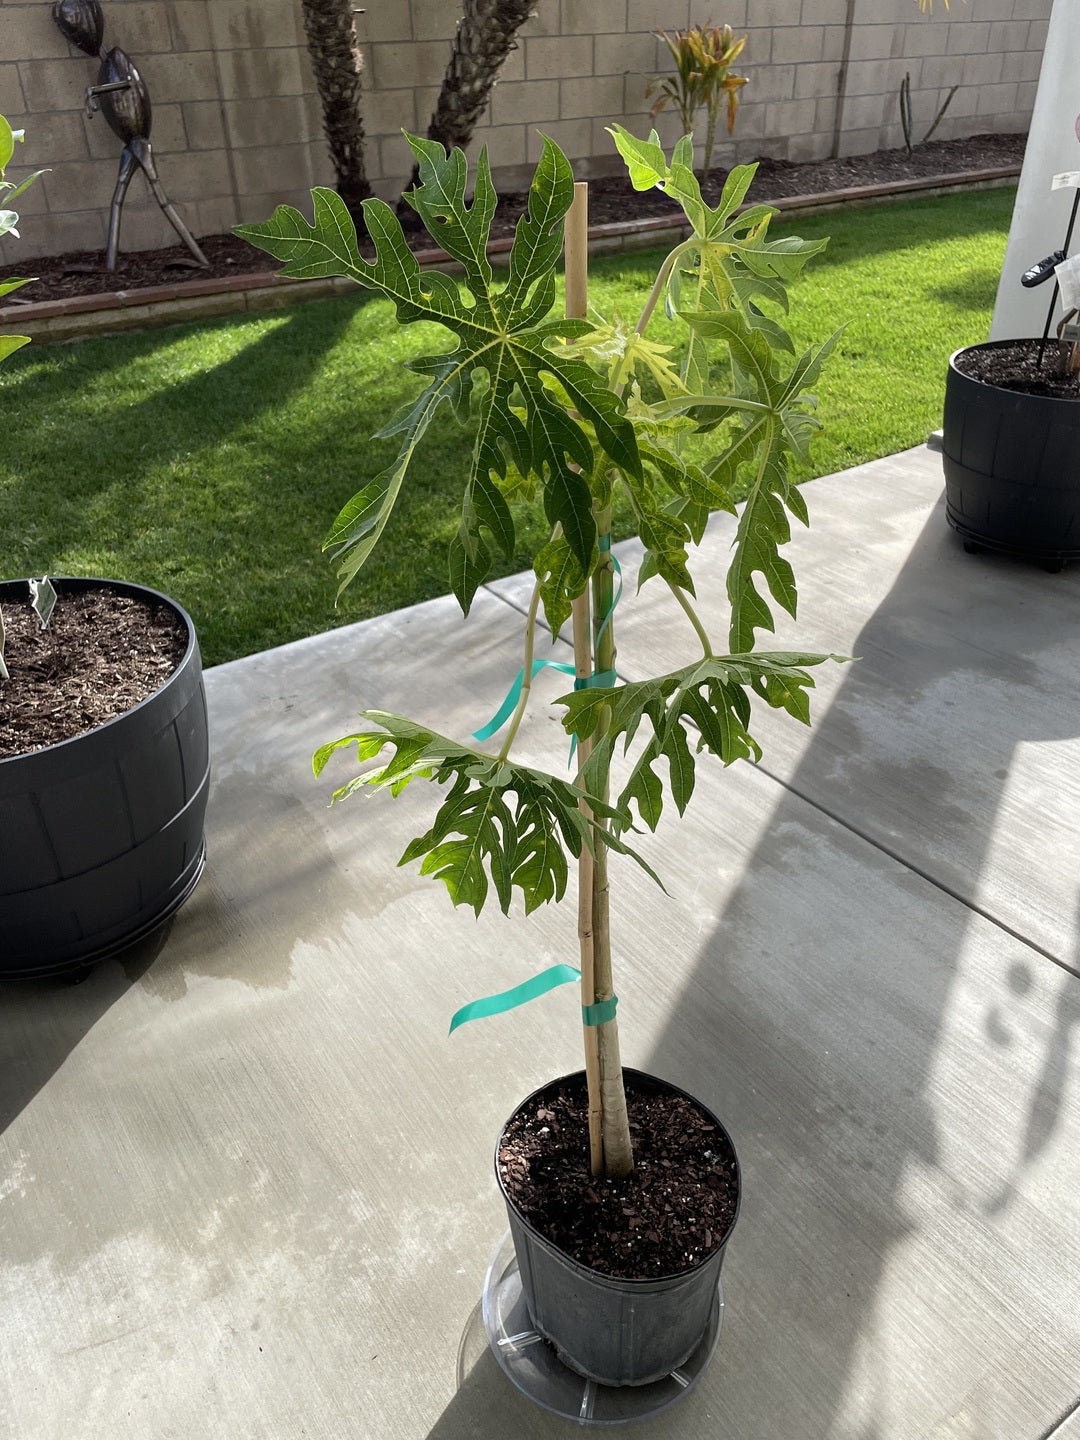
[942,340,1080,566]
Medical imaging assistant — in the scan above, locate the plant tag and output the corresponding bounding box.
[1060,322,1080,344]
[1052,171,1080,191]
[29,576,57,631]
[1055,255,1080,312]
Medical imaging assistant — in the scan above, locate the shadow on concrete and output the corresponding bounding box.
[0,922,171,1137]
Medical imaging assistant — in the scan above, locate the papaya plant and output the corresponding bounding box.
[0,115,46,681]
[236,126,842,1179]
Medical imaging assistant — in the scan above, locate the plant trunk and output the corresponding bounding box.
[588,531,634,1179]
[299,0,372,217]
[399,0,535,205]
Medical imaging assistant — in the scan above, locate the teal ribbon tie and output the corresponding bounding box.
[581,994,618,1027]
[473,659,577,741]
[449,966,619,1034]
[449,963,581,1034]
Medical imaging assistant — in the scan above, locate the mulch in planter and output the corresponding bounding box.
[0,588,187,758]
[498,1072,739,1280]
[954,339,1080,399]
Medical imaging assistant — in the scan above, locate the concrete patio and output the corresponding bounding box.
[1,443,1077,1439]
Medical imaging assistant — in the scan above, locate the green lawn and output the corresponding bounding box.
[0,185,1013,666]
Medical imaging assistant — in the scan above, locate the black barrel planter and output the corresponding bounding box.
[942,340,1080,568]
[496,1068,741,1388]
[0,577,210,978]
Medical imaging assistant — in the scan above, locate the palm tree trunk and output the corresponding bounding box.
[400,0,537,208]
[299,0,372,216]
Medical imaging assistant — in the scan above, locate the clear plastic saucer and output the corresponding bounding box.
[481,1230,723,1426]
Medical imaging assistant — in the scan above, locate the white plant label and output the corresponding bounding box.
[1055,254,1080,312]
[29,576,56,631]
[1052,171,1080,190]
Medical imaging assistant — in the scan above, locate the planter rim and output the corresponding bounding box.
[948,339,1080,405]
[0,575,198,766]
[495,1066,742,1288]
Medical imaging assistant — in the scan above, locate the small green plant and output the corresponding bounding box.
[0,114,45,680]
[237,127,842,1179]
[646,24,748,184]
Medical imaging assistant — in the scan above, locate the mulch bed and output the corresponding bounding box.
[498,1072,739,1279]
[0,134,1025,306]
[953,337,1080,398]
[0,589,188,758]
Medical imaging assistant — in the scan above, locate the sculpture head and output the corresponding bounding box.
[52,0,105,58]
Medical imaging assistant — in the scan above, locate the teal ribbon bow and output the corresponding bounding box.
[449,963,618,1034]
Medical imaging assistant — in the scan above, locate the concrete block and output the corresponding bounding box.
[355,3,412,42]
[191,193,243,239]
[102,2,174,53]
[972,0,1022,16]
[168,2,213,53]
[407,0,459,42]
[690,0,746,26]
[462,122,526,172]
[3,5,75,60]
[361,87,416,138]
[900,22,947,57]
[35,153,116,212]
[795,61,842,101]
[378,130,414,184]
[412,86,440,133]
[838,125,880,156]
[1025,18,1049,49]
[496,43,525,83]
[822,24,847,61]
[841,91,888,133]
[518,2,563,38]
[944,85,980,119]
[1002,50,1042,84]
[627,0,690,31]
[526,116,593,162]
[209,1,301,50]
[0,62,26,116]
[849,24,905,61]
[223,94,318,151]
[976,81,1017,115]
[1014,79,1037,116]
[845,57,910,98]
[920,54,962,90]
[16,59,88,114]
[372,41,447,90]
[526,35,594,81]
[563,0,628,33]
[559,74,626,121]
[947,20,991,52]
[737,0,794,23]
[786,129,832,164]
[216,46,305,101]
[620,72,654,122]
[986,18,1033,54]
[961,51,1005,88]
[229,142,323,199]
[772,25,823,64]
[181,100,226,152]
[7,206,107,258]
[744,62,794,104]
[764,97,819,142]
[490,79,559,129]
[7,107,87,167]
[799,0,847,21]
[595,31,658,78]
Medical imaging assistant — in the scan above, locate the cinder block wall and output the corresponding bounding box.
[2,0,1049,263]
[1,0,331,261]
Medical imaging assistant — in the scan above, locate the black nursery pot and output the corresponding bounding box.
[495,1068,741,1388]
[0,577,210,978]
[942,340,1080,564]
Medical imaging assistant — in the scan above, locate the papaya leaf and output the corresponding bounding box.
[237,135,642,605]
[313,711,659,915]
[560,651,842,832]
